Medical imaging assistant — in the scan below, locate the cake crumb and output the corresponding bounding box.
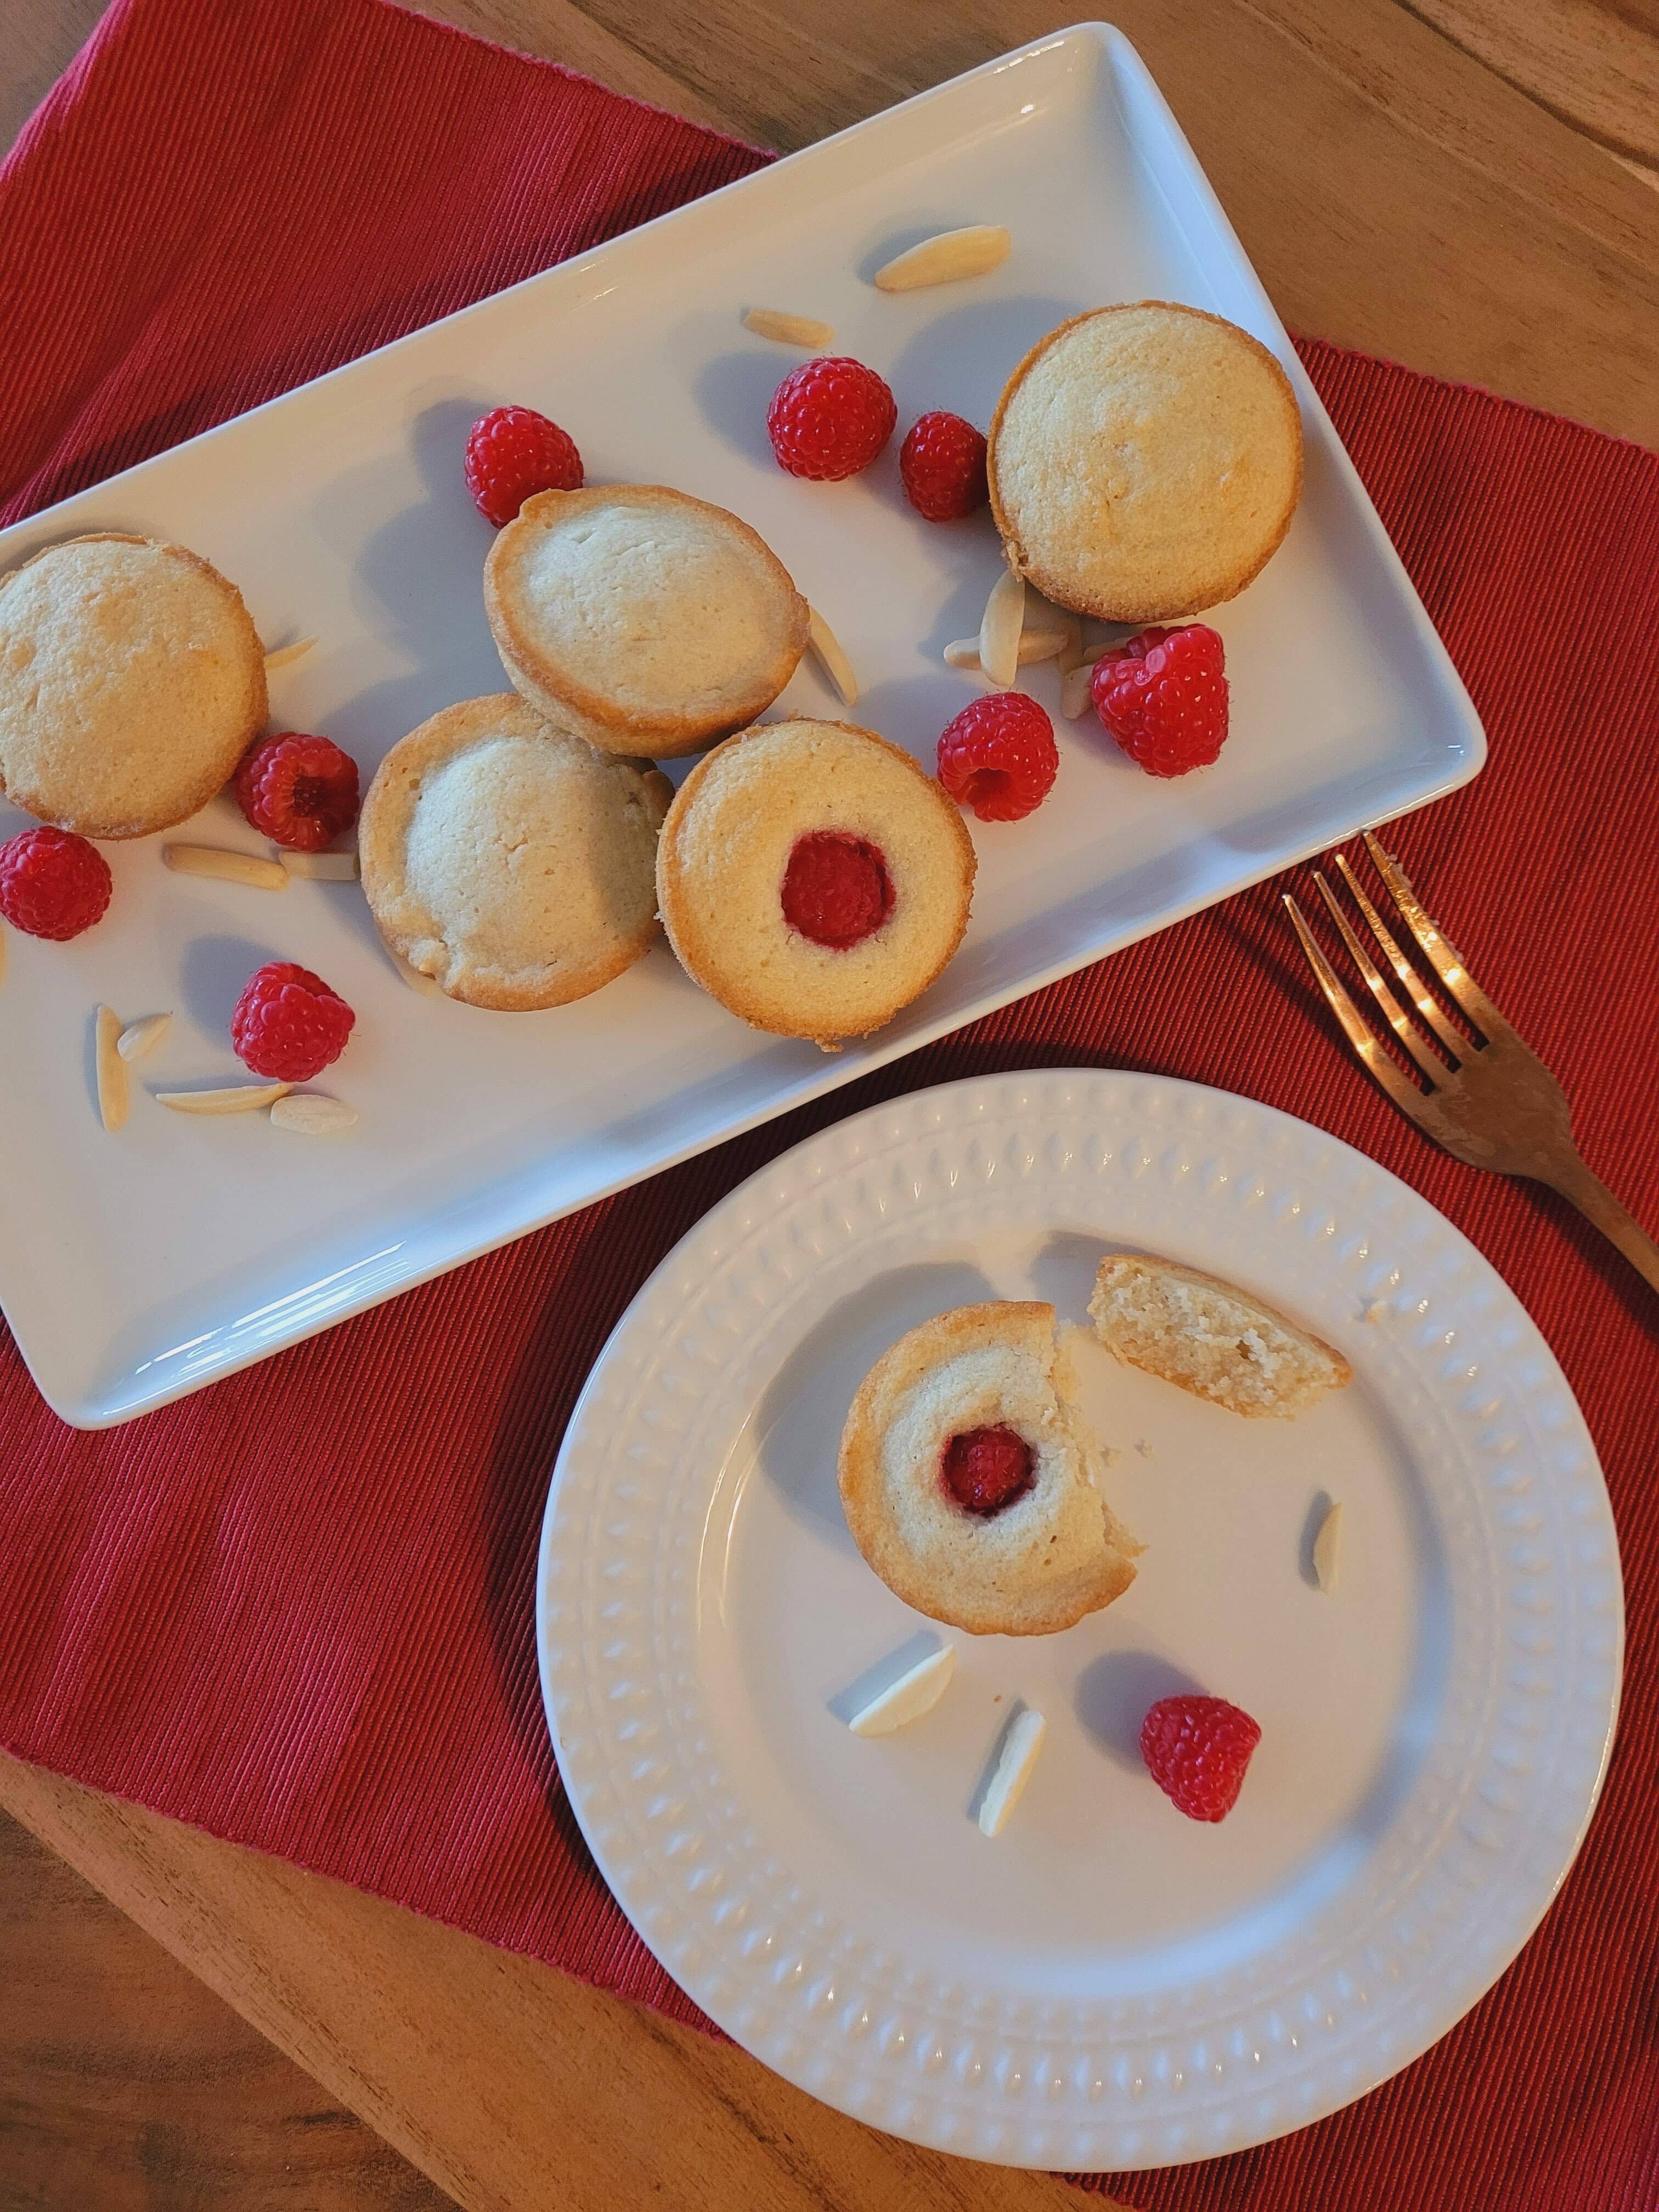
[1135,1438,1155,1459]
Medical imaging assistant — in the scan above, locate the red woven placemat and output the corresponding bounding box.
[2,1,1656,2203]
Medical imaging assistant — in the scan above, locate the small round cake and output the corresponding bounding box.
[359,694,671,1011]
[988,303,1303,622]
[656,716,974,1047]
[839,1301,1142,1637]
[0,534,267,837]
[484,484,810,759]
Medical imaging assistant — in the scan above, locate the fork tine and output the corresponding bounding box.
[1333,853,1467,1059]
[1362,832,1508,1032]
[1282,895,1431,1116]
[1313,872,1453,1080]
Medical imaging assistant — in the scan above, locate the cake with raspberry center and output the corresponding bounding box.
[838,1301,1142,1637]
[655,716,975,1047]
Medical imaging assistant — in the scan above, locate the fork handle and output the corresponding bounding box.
[1541,1150,1659,1296]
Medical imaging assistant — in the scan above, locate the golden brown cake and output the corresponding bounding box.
[988,303,1303,622]
[359,693,671,1011]
[655,715,975,1048]
[484,484,809,759]
[0,533,267,837]
[838,1301,1142,1637]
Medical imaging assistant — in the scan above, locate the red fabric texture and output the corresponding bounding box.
[2,1,1657,2203]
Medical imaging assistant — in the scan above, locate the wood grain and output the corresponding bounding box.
[0,1804,445,2210]
[0,1756,1108,2212]
[1,0,1657,2207]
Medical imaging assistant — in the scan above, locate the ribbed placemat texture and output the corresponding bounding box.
[1,1,1655,2203]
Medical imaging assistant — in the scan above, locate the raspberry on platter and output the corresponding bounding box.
[231,962,356,1083]
[767,357,896,481]
[465,405,583,527]
[1091,624,1229,776]
[936,692,1058,822]
[900,411,989,520]
[0,825,112,940]
[234,732,360,851]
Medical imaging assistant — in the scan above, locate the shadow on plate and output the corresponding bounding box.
[749,1257,1001,1541]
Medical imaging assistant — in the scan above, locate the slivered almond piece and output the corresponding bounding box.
[978,1707,1046,1837]
[1312,1500,1344,1595]
[1054,612,1086,675]
[847,1645,955,1736]
[743,307,834,349]
[873,224,1010,292]
[95,1006,128,1132]
[163,844,288,891]
[270,1092,358,1136]
[156,1082,292,1115]
[944,624,1068,673]
[263,636,316,671]
[282,848,360,881]
[978,567,1025,690]
[1060,662,1097,720]
[117,1012,172,1062]
[807,605,858,707]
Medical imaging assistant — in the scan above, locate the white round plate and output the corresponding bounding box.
[537,1070,1621,2170]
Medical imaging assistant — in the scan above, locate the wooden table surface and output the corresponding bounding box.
[3,3,1657,2207]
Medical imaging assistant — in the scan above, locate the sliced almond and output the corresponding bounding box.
[873,224,1011,292]
[1060,662,1097,720]
[281,848,360,881]
[117,1011,172,1062]
[269,1092,358,1136]
[156,1081,292,1115]
[95,1006,129,1132]
[944,623,1067,673]
[1053,612,1086,675]
[807,605,858,707]
[1312,1500,1344,1595]
[978,1707,1046,1837]
[847,1645,955,1737]
[743,307,834,349]
[978,567,1025,690]
[163,844,289,891]
[263,636,316,672]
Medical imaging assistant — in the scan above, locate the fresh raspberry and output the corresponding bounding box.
[780,831,894,949]
[1140,1695,1261,1822]
[1091,624,1228,777]
[234,732,360,851]
[464,405,583,526]
[899,411,989,520]
[0,825,112,940]
[936,692,1058,822]
[767,358,896,481]
[941,1426,1035,1515]
[231,962,355,1082]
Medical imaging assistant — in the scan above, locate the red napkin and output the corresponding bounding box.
[2,1,1656,2204]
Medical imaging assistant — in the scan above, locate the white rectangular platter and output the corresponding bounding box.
[0,22,1483,1426]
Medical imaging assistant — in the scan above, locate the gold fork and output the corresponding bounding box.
[1284,831,1659,1295]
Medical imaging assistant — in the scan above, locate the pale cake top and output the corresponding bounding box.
[988,303,1304,622]
[656,716,975,1047]
[484,486,809,759]
[0,534,267,838]
[358,693,670,1012]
